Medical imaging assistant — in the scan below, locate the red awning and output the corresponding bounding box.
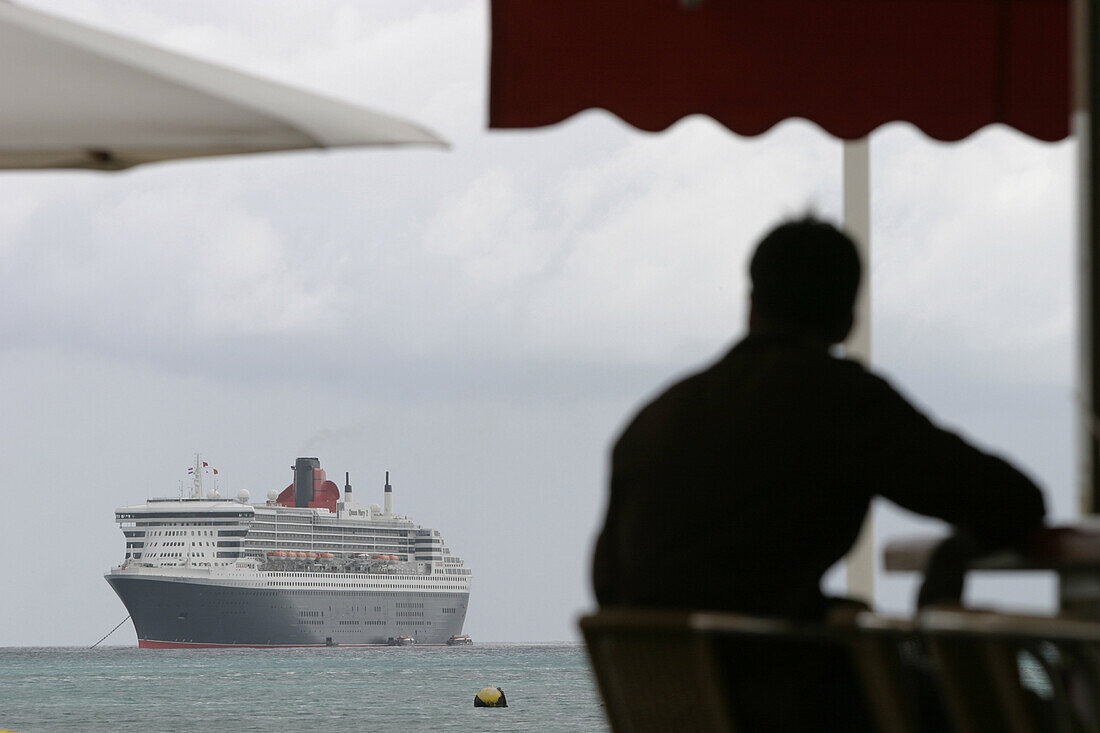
[489,0,1071,142]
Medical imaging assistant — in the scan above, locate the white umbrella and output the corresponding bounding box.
[0,1,446,171]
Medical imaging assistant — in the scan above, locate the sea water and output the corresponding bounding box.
[0,644,609,733]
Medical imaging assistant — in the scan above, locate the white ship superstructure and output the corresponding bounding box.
[106,457,472,648]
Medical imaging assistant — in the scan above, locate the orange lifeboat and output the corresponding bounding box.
[307,552,319,559]
[320,552,335,559]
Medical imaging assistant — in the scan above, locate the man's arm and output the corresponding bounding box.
[846,370,1046,548]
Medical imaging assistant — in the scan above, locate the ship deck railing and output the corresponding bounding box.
[580,607,1100,733]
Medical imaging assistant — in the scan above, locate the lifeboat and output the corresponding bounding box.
[306,552,319,559]
[320,552,335,559]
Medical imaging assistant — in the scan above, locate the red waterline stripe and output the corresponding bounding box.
[138,639,446,649]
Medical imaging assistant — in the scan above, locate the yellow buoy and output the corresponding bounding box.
[474,686,508,707]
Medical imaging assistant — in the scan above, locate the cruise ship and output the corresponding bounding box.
[105,456,472,648]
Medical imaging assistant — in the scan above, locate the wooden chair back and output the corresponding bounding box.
[579,609,735,733]
[920,608,1100,733]
[579,608,865,733]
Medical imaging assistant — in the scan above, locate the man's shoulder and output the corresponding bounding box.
[611,363,717,455]
[611,342,909,449]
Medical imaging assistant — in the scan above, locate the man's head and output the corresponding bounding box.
[748,217,861,345]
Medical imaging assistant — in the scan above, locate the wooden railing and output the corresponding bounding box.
[580,607,1100,733]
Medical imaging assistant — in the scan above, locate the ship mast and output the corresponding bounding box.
[191,453,203,499]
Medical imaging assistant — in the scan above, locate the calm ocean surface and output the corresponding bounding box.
[0,644,610,733]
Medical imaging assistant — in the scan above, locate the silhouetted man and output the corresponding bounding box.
[592,217,1046,728]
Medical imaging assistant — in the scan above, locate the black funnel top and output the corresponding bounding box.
[294,457,320,507]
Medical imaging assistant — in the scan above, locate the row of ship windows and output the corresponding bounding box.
[262,576,468,589]
[252,523,411,537]
[246,542,412,552]
[131,521,248,527]
[243,537,411,548]
[250,543,416,553]
[130,537,240,541]
[246,554,465,569]
[126,551,242,559]
[118,512,252,519]
[144,530,216,537]
[249,529,415,538]
[125,531,446,552]
[248,529,412,537]
[274,582,465,590]
[269,574,465,584]
[245,535,410,543]
[256,535,414,544]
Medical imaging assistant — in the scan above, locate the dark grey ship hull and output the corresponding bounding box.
[106,574,470,648]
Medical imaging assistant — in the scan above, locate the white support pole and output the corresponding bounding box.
[1074,0,1098,517]
[844,138,875,603]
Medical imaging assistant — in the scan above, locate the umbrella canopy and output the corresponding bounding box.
[0,1,446,171]
[489,0,1083,596]
[490,0,1070,143]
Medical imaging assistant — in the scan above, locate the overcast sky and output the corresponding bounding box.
[0,0,1076,646]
